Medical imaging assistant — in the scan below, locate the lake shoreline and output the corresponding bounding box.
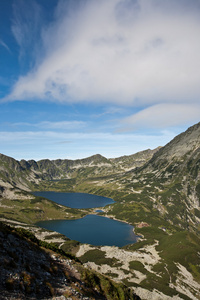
[36,214,138,247]
[32,190,115,209]
[34,191,141,246]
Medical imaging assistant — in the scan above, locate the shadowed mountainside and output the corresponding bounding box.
[0,221,140,300]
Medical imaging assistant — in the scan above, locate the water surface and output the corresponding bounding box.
[34,191,138,246]
[36,214,138,247]
[33,191,114,209]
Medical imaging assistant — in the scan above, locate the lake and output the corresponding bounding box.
[36,214,138,247]
[34,191,138,246]
[33,191,114,208]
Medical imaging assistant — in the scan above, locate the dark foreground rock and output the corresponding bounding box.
[0,221,140,300]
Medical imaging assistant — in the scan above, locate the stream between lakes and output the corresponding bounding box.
[34,191,139,247]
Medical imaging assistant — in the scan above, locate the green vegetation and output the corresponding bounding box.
[32,178,77,192]
[0,195,86,224]
[135,231,200,298]
[15,227,79,262]
[129,261,146,273]
[61,239,80,254]
[79,249,121,267]
[80,268,139,300]
[157,231,200,272]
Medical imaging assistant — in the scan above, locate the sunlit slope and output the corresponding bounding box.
[113,122,200,232]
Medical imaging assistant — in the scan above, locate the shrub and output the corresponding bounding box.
[5,278,15,290]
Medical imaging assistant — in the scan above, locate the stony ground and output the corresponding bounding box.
[76,242,200,300]
[0,222,106,300]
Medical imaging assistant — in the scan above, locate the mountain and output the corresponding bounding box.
[111,147,161,171]
[1,122,200,300]
[142,122,200,227]
[115,122,200,232]
[141,121,200,177]
[1,123,200,231]
[0,149,159,197]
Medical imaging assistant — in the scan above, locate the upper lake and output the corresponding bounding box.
[33,191,114,209]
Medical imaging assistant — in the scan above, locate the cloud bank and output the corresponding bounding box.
[123,103,200,130]
[5,0,200,107]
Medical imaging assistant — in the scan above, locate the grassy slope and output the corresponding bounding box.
[0,194,86,224]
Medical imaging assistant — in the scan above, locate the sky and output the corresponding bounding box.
[0,0,200,161]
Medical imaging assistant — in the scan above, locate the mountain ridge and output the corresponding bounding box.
[115,122,200,232]
[0,148,160,194]
[141,121,200,173]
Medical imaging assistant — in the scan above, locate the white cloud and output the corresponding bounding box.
[0,39,11,53]
[122,103,200,130]
[38,120,86,130]
[4,0,200,107]
[11,0,42,61]
[7,120,86,130]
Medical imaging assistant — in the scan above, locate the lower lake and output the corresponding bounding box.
[33,191,114,209]
[34,191,138,247]
[36,214,138,247]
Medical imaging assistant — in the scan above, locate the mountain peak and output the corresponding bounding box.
[148,122,200,165]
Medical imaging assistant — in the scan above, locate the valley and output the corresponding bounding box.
[0,122,200,299]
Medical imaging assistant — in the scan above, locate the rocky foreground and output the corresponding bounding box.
[0,221,140,300]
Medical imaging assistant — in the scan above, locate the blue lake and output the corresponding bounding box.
[34,191,138,246]
[33,191,114,209]
[36,214,138,247]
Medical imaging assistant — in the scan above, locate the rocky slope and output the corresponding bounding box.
[141,121,200,178]
[115,122,200,232]
[0,221,140,300]
[76,236,200,300]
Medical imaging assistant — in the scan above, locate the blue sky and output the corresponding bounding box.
[0,0,200,161]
